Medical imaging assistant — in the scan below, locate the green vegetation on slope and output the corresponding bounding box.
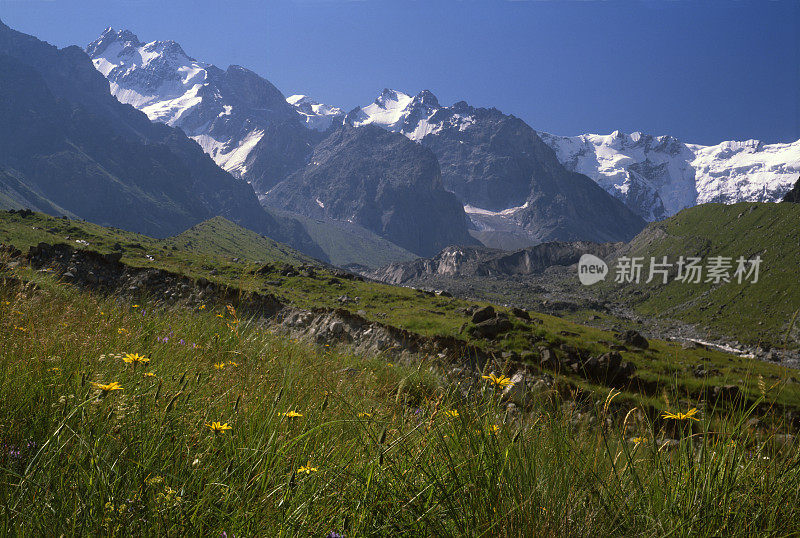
[0,210,316,275]
[614,202,800,346]
[2,209,800,416]
[2,279,800,535]
[167,217,316,266]
[269,208,417,269]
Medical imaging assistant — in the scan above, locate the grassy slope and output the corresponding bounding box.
[616,202,800,346]
[269,208,418,269]
[2,210,800,414]
[2,279,800,534]
[166,217,316,266]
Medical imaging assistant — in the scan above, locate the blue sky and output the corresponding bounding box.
[2,0,798,145]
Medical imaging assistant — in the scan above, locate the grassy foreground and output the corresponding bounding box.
[2,278,800,536]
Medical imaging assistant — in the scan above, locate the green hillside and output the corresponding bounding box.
[0,210,316,275]
[166,217,315,266]
[2,209,800,417]
[268,208,417,269]
[614,202,800,346]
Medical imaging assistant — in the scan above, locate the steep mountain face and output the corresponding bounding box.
[783,177,800,203]
[344,89,647,245]
[263,125,476,257]
[0,20,285,240]
[86,28,315,193]
[371,241,620,285]
[540,131,800,221]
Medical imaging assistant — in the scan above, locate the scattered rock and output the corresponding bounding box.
[511,307,530,321]
[471,305,496,324]
[469,316,512,339]
[618,330,649,349]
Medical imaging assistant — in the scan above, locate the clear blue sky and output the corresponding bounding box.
[2,0,798,145]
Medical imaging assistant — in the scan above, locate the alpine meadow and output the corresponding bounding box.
[1,2,800,536]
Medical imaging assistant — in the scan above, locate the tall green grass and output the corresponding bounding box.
[1,280,799,536]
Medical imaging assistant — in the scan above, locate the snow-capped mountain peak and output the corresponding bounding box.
[354,88,415,131]
[345,88,474,142]
[539,130,799,221]
[86,28,313,193]
[286,94,343,131]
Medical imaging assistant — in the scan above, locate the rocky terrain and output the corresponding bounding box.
[263,125,477,257]
[371,241,620,285]
[345,89,647,246]
[367,203,800,367]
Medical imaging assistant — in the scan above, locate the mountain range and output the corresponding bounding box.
[86,31,647,247]
[1,21,795,271]
[337,89,798,222]
[539,130,800,221]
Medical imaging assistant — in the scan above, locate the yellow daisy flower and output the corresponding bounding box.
[206,421,232,434]
[481,373,514,389]
[122,353,149,365]
[92,381,123,394]
[298,463,318,474]
[662,408,700,422]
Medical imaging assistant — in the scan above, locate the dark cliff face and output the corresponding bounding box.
[263,125,477,257]
[345,90,647,245]
[418,106,646,243]
[782,177,800,203]
[0,20,280,239]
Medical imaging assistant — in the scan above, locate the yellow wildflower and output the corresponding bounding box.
[213,362,226,370]
[122,353,149,365]
[298,463,318,474]
[630,437,649,445]
[227,361,238,367]
[117,327,128,334]
[198,305,206,310]
[358,412,372,418]
[145,475,164,487]
[143,372,156,378]
[132,305,140,308]
[487,424,501,435]
[281,411,303,418]
[444,409,459,418]
[206,421,232,434]
[92,381,123,394]
[14,326,27,332]
[662,408,700,422]
[482,373,514,389]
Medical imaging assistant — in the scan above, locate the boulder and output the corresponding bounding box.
[511,307,530,321]
[471,305,496,324]
[618,330,649,349]
[538,347,558,369]
[469,317,512,339]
